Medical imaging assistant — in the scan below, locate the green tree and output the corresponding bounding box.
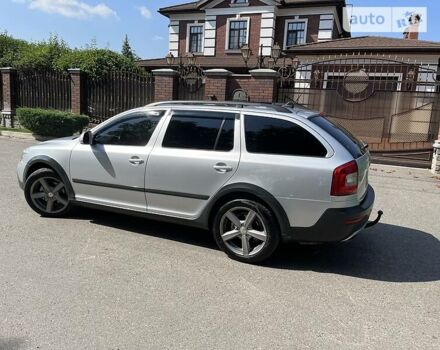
[15,34,69,71]
[0,32,30,67]
[0,33,144,78]
[55,48,144,78]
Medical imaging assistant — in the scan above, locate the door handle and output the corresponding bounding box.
[213,163,233,173]
[129,157,144,165]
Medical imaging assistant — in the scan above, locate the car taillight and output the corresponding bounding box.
[331,161,358,196]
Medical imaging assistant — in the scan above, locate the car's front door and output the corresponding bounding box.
[145,110,241,219]
[70,110,166,212]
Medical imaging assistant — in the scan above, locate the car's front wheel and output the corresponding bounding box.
[24,168,72,217]
[213,199,280,263]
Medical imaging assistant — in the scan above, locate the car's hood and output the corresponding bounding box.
[26,136,80,153]
[39,136,79,146]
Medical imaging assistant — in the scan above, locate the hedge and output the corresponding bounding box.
[17,108,89,137]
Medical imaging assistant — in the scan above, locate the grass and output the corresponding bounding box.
[0,126,32,133]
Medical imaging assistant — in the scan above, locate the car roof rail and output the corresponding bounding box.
[148,101,291,113]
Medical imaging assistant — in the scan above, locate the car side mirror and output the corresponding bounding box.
[81,130,94,145]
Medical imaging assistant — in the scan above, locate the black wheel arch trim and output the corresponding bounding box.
[198,183,291,237]
[24,156,75,200]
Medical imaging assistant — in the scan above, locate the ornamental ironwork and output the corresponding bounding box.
[239,43,301,84]
[340,68,374,102]
[165,52,205,92]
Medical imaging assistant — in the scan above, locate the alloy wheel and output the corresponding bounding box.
[219,207,268,257]
[29,176,69,214]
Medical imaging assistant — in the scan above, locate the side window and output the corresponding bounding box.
[244,115,327,157]
[94,111,165,146]
[162,112,235,151]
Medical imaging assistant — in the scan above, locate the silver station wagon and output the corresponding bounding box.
[17,101,382,263]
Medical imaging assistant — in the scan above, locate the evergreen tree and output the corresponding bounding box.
[121,34,136,61]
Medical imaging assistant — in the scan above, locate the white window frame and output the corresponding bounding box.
[186,23,205,54]
[283,18,308,50]
[225,17,250,52]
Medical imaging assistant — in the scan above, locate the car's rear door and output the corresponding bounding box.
[144,109,241,219]
[70,110,166,212]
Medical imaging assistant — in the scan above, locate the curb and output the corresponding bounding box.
[0,130,54,141]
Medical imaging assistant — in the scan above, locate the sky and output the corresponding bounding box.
[0,0,439,59]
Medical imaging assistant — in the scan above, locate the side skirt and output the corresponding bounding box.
[71,200,208,230]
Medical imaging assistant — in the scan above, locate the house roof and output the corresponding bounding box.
[158,1,199,16]
[158,0,346,16]
[286,36,440,53]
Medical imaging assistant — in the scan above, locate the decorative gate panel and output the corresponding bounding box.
[177,80,205,101]
[277,54,440,167]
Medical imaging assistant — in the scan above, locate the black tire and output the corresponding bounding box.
[24,168,73,217]
[212,199,280,264]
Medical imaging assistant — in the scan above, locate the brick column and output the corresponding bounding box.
[68,68,84,115]
[204,69,231,101]
[249,69,279,103]
[1,67,17,127]
[152,69,178,102]
[432,140,440,175]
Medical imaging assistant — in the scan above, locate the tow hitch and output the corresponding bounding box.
[365,210,383,229]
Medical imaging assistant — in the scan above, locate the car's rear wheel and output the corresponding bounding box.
[213,199,280,263]
[24,168,72,217]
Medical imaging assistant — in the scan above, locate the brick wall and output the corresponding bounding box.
[68,69,83,114]
[0,68,15,113]
[154,75,177,101]
[227,75,277,103]
[205,75,229,101]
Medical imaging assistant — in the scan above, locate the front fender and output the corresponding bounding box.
[24,156,75,200]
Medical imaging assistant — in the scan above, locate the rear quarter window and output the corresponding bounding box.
[244,115,327,157]
[309,116,366,159]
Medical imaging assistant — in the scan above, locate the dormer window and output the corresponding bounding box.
[230,0,249,7]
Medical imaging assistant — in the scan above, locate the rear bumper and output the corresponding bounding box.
[286,185,375,243]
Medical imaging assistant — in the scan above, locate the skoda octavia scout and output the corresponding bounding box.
[17,101,381,263]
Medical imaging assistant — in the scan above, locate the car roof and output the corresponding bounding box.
[148,101,318,119]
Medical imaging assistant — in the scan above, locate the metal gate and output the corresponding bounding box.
[177,79,205,100]
[277,54,440,167]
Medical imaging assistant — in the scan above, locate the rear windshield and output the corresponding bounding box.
[309,116,366,158]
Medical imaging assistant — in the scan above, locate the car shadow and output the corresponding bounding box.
[72,207,218,251]
[0,338,26,350]
[71,208,440,283]
[269,223,440,283]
